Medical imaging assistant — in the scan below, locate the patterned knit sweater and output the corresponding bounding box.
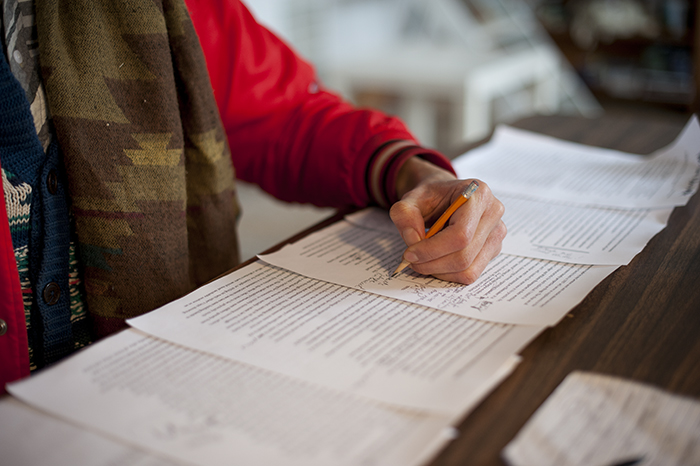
[1,0,91,370]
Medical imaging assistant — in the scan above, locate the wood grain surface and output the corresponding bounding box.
[430,114,700,466]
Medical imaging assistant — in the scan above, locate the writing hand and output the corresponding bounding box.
[389,157,506,284]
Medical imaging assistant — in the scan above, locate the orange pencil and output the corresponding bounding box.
[391,180,479,277]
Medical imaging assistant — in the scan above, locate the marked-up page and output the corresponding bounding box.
[129,262,540,413]
[260,216,617,326]
[494,195,673,265]
[8,329,455,466]
[453,115,700,209]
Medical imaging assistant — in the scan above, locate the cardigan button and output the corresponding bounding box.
[47,169,59,195]
[0,319,7,336]
[43,282,61,305]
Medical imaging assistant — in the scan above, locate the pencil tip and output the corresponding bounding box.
[392,259,410,277]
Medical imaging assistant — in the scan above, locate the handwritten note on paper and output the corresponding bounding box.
[496,195,674,265]
[260,214,617,326]
[502,372,700,466]
[9,329,456,466]
[453,115,700,209]
[128,262,541,413]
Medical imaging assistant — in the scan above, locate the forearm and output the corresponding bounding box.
[187,0,457,209]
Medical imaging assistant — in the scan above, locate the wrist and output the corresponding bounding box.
[395,156,457,200]
[368,141,456,207]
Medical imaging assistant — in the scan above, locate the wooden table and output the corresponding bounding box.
[435,114,700,465]
[255,114,700,466]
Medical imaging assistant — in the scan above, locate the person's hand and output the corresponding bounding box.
[389,157,506,284]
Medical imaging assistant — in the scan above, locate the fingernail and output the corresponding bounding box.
[404,251,418,263]
[401,228,421,246]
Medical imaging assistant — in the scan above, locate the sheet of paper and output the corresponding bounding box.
[9,329,457,466]
[259,217,617,326]
[453,115,700,209]
[502,371,700,466]
[346,205,671,265]
[0,397,179,466]
[129,262,541,413]
[491,195,673,265]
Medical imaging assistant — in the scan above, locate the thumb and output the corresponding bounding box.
[389,197,427,247]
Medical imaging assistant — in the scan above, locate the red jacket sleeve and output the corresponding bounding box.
[184,0,427,208]
[0,160,31,392]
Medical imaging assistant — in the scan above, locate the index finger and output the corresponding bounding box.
[403,180,498,266]
[424,181,479,240]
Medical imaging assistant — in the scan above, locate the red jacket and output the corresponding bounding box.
[1,0,452,389]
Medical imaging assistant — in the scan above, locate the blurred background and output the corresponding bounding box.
[236,0,698,261]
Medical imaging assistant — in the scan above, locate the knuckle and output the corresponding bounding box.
[455,249,474,270]
[494,199,505,217]
[454,229,471,249]
[460,268,480,285]
[474,179,491,196]
[470,177,485,188]
[495,220,508,240]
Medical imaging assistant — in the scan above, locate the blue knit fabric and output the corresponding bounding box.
[1,52,74,366]
[0,55,42,186]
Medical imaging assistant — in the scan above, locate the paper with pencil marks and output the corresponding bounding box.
[260,209,616,326]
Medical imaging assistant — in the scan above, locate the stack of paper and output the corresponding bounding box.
[4,117,699,465]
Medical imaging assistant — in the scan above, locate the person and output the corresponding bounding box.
[0,0,505,390]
